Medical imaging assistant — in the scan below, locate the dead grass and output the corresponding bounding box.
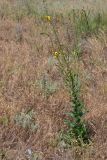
[0,1,107,160]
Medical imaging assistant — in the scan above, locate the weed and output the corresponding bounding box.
[64,72,89,145]
[14,109,38,132]
[42,11,90,145]
[37,73,58,99]
[72,9,107,39]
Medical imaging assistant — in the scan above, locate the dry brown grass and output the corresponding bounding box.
[0,1,107,160]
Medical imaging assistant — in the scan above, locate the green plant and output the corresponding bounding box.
[14,109,38,132]
[41,12,90,145]
[71,9,106,39]
[64,72,89,145]
[38,74,58,99]
[51,51,89,146]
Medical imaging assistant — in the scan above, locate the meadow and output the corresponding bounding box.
[0,0,107,160]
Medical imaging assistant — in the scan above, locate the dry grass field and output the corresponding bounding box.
[0,0,107,160]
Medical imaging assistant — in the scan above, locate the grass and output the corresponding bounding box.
[0,0,107,160]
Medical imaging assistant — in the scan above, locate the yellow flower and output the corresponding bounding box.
[45,16,51,22]
[54,51,60,58]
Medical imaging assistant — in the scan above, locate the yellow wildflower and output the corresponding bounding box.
[54,51,60,58]
[45,16,51,22]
